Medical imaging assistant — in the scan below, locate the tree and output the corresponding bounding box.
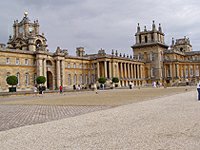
[112,77,119,84]
[98,77,106,84]
[36,76,46,85]
[112,77,119,88]
[6,75,18,87]
[6,75,18,92]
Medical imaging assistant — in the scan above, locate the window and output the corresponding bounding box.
[25,59,28,65]
[149,52,154,61]
[33,60,36,65]
[196,66,199,77]
[145,36,148,43]
[151,68,154,77]
[25,73,29,86]
[68,74,71,85]
[16,58,20,65]
[67,63,71,68]
[16,72,20,86]
[139,35,142,43]
[79,74,83,84]
[185,68,188,77]
[73,63,76,68]
[6,58,10,64]
[151,34,154,42]
[73,74,77,84]
[91,74,95,83]
[79,64,83,69]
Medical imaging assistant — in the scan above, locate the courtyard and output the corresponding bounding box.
[0,86,199,149]
[0,86,195,131]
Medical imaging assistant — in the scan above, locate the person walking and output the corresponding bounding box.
[197,82,200,101]
[59,85,63,94]
[33,86,37,96]
[93,83,98,94]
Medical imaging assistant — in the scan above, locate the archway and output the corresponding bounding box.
[47,71,53,90]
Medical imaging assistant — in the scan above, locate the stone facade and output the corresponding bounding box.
[0,14,199,92]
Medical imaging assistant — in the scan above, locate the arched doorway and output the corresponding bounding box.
[47,71,53,90]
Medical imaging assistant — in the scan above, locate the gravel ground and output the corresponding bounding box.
[0,90,200,150]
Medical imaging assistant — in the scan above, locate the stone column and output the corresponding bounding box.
[37,59,43,76]
[124,63,127,79]
[109,61,112,79]
[56,60,61,88]
[61,60,66,87]
[188,65,190,78]
[134,64,137,79]
[120,62,123,79]
[104,61,107,78]
[120,62,124,86]
[97,62,100,79]
[116,62,119,78]
[170,64,173,77]
[193,64,195,77]
[184,65,187,78]
[130,64,133,79]
[127,63,130,79]
[177,64,180,78]
[137,65,140,79]
[43,59,47,87]
[112,62,115,77]
[140,65,143,79]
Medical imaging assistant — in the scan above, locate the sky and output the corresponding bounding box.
[0,0,200,55]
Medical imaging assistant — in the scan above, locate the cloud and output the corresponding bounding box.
[0,0,200,54]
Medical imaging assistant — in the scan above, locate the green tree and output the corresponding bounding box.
[36,76,46,85]
[112,77,119,84]
[6,75,18,87]
[98,77,106,84]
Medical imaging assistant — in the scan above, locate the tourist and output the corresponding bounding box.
[33,86,37,96]
[59,85,63,94]
[152,81,156,88]
[197,82,200,101]
[93,83,98,94]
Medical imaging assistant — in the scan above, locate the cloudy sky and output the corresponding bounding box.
[0,0,200,55]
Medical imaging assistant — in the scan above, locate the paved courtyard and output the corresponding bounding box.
[0,105,111,131]
[0,87,195,132]
[0,89,200,149]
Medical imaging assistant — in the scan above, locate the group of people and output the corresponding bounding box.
[152,81,162,88]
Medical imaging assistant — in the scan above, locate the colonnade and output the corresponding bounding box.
[164,63,200,80]
[96,60,144,86]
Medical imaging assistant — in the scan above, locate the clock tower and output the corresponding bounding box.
[7,12,47,51]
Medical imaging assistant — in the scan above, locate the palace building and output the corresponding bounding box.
[0,13,200,92]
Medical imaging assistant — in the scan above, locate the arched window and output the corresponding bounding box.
[36,39,42,50]
[46,60,53,66]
